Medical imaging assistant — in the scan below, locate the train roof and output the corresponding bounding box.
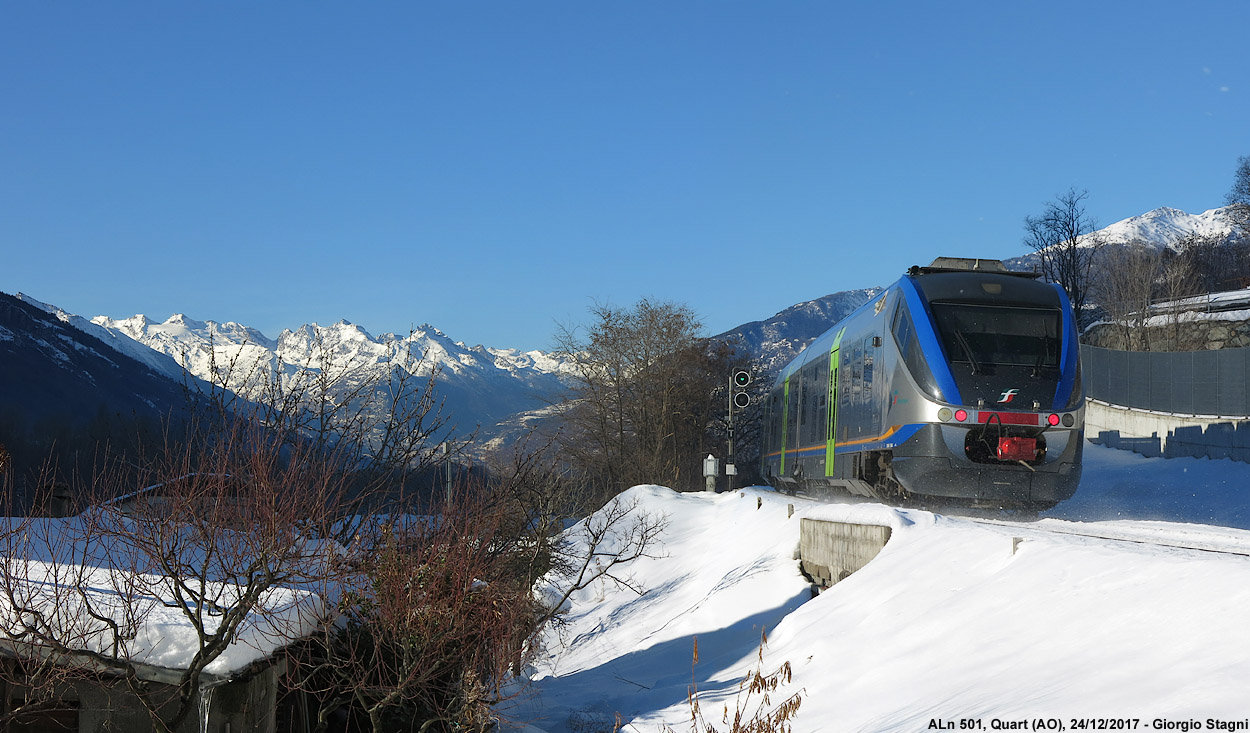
[907,257,1040,279]
[909,269,1064,309]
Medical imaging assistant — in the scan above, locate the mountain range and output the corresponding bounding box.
[5,205,1241,451]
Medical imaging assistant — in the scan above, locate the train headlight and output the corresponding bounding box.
[954,409,968,422]
[1061,413,1075,427]
[938,408,952,422]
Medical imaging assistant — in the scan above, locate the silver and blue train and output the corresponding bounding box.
[761,257,1084,511]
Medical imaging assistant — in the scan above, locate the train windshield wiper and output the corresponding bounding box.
[1031,336,1057,377]
[953,331,982,375]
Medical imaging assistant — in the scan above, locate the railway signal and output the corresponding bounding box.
[732,370,751,409]
[726,369,753,491]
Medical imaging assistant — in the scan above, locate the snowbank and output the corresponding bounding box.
[514,445,1250,732]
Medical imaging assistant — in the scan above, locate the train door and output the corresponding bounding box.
[825,328,845,477]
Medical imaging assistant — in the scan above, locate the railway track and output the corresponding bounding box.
[787,486,1250,557]
[964,515,1250,558]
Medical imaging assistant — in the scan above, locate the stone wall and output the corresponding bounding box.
[1084,317,1250,352]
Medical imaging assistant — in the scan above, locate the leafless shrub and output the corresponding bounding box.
[668,633,803,733]
[285,480,540,733]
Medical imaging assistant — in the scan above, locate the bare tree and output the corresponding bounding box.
[1226,155,1250,241]
[530,492,667,632]
[1024,188,1105,324]
[0,492,148,728]
[1155,246,1200,350]
[1174,231,1250,294]
[1092,244,1162,351]
[0,419,351,733]
[552,299,737,496]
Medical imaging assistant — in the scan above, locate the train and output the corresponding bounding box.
[761,257,1084,511]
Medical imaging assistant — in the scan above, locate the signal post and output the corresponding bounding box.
[727,369,751,491]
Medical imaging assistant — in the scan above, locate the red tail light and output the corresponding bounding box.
[997,437,1037,462]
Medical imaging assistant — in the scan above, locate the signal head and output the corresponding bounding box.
[733,370,751,387]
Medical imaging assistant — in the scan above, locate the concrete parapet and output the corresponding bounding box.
[1087,399,1250,464]
[799,518,891,588]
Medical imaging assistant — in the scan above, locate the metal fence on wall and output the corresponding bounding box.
[1081,344,1250,417]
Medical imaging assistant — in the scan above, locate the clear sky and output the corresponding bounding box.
[2,2,1248,351]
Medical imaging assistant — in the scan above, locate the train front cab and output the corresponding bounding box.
[762,262,1085,511]
[887,268,1085,509]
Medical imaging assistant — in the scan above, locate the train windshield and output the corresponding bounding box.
[929,303,1061,369]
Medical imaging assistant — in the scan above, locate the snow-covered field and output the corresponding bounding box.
[510,442,1250,733]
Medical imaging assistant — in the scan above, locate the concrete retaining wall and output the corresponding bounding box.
[1086,399,1250,463]
[799,519,891,588]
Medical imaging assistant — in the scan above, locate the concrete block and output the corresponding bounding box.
[1205,422,1236,448]
[1093,430,1120,448]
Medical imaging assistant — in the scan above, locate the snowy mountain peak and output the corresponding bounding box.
[1097,205,1236,247]
[62,302,576,441]
[414,323,449,339]
[165,313,204,329]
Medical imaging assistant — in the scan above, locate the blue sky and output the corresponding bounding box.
[2,2,1248,351]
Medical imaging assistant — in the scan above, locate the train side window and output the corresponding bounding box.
[771,391,781,449]
[863,337,875,398]
[852,344,863,403]
[814,359,828,444]
[798,370,807,430]
[787,374,800,448]
[892,300,914,359]
[892,297,944,401]
[847,355,855,406]
[839,351,852,440]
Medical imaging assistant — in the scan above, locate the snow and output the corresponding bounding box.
[510,442,1250,732]
[0,515,331,679]
[1095,206,1235,247]
[15,293,185,377]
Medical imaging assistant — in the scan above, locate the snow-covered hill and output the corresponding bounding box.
[15,293,189,379]
[513,443,1250,732]
[0,292,191,423]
